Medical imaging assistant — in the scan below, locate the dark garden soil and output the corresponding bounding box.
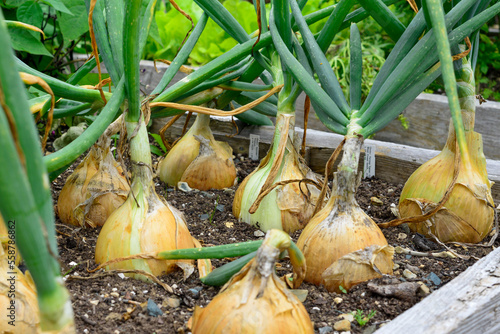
[50,152,499,334]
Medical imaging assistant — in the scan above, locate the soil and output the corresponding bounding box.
[50,152,499,334]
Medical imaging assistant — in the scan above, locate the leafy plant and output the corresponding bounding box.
[353,309,376,326]
[146,0,258,65]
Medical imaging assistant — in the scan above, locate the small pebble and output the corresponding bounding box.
[319,326,333,334]
[339,313,354,322]
[147,299,163,317]
[110,292,119,298]
[254,230,265,237]
[334,319,351,332]
[417,282,430,295]
[117,273,126,279]
[427,272,442,286]
[200,213,210,220]
[177,182,193,192]
[403,269,417,279]
[398,233,407,240]
[370,197,384,206]
[333,297,343,304]
[216,204,225,212]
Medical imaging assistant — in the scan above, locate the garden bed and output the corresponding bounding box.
[51,153,499,334]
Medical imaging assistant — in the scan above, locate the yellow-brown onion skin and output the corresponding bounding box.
[191,258,314,334]
[181,141,236,191]
[57,145,129,227]
[158,115,236,190]
[233,147,322,234]
[297,198,393,293]
[0,247,39,333]
[399,131,494,243]
[95,185,195,278]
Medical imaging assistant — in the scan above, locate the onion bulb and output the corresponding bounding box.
[158,113,236,190]
[297,136,394,293]
[191,229,314,334]
[0,243,39,333]
[57,142,129,228]
[399,57,494,244]
[95,166,196,279]
[399,128,494,243]
[233,114,322,233]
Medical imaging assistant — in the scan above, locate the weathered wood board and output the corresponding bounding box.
[152,118,500,202]
[374,246,500,334]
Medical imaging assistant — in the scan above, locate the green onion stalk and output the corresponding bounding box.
[0,11,75,332]
[272,0,500,292]
[398,0,495,243]
[94,0,200,280]
[233,0,324,234]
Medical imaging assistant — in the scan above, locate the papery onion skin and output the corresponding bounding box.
[399,56,494,244]
[57,145,129,228]
[297,135,393,293]
[95,175,195,279]
[158,114,236,190]
[191,233,313,334]
[233,114,322,233]
[298,198,393,292]
[399,129,494,243]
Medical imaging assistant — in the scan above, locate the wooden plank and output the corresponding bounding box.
[374,246,500,334]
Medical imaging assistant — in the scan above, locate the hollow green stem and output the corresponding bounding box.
[44,79,125,173]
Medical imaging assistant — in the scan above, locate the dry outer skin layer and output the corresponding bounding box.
[50,153,499,334]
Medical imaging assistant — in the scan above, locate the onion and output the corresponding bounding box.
[296,136,394,293]
[57,143,129,228]
[399,57,494,243]
[191,230,314,333]
[95,166,196,279]
[0,244,39,333]
[399,128,494,243]
[158,113,236,190]
[233,114,322,233]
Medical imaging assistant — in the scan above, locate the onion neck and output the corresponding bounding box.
[334,135,363,208]
[194,113,211,129]
[445,55,476,171]
[126,115,153,193]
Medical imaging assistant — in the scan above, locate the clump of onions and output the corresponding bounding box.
[0,244,39,332]
[297,135,394,293]
[191,229,314,333]
[233,114,322,233]
[95,118,196,279]
[57,122,129,228]
[158,113,236,190]
[399,58,494,243]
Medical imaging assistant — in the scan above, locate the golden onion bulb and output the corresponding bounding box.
[297,195,393,293]
[191,230,314,334]
[399,130,494,243]
[57,143,129,228]
[297,135,393,293]
[0,245,39,333]
[95,175,196,279]
[233,114,322,233]
[158,114,236,190]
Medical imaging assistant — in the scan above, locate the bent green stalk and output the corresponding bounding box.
[0,13,74,331]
